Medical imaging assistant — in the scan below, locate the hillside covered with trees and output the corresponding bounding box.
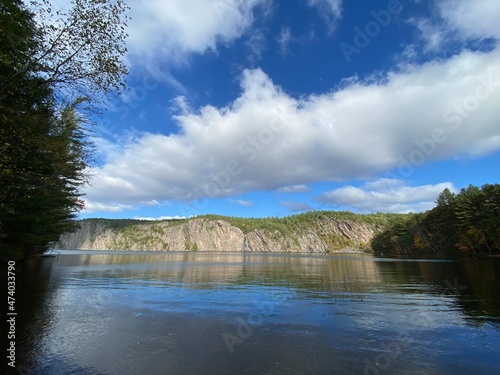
[52,211,402,253]
[371,184,500,256]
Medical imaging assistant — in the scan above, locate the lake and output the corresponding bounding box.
[9,251,500,374]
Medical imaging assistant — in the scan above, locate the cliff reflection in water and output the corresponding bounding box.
[25,251,500,322]
[53,251,382,293]
[11,251,500,375]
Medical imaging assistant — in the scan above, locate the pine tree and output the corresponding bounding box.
[1,0,127,260]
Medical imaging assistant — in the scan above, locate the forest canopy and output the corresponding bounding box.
[371,184,500,256]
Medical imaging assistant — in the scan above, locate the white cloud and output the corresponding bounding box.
[412,18,447,52]
[228,199,254,207]
[278,185,311,193]
[126,0,271,62]
[276,27,292,56]
[276,27,316,57]
[437,0,500,41]
[317,179,456,213]
[133,215,188,221]
[413,0,500,52]
[307,0,343,33]
[84,48,500,212]
[244,28,267,64]
[83,201,133,214]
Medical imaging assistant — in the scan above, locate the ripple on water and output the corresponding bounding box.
[15,252,500,375]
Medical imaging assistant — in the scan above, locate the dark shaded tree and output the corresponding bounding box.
[1,0,129,107]
[0,0,128,260]
[371,184,500,257]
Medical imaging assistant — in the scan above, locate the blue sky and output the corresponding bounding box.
[79,0,500,219]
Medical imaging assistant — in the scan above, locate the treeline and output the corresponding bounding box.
[202,211,403,235]
[87,211,402,236]
[371,184,500,256]
[0,0,128,260]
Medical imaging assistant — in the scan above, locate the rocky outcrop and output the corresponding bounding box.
[242,217,379,253]
[56,221,110,250]
[54,219,244,251]
[52,217,381,253]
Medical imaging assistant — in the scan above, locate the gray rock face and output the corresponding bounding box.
[52,217,379,253]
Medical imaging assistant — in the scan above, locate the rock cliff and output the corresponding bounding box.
[52,214,386,253]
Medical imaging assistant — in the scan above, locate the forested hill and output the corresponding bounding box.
[51,211,401,253]
[371,184,500,256]
[51,184,500,256]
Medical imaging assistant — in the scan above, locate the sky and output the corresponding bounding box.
[78,0,499,220]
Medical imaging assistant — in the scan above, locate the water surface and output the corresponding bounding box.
[11,251,500,374]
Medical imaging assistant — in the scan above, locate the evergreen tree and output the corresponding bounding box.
[422,188,458,253]
[0,0,128,260]
[371,184,500,257]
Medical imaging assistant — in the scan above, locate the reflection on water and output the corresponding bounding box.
[10,251,500,374]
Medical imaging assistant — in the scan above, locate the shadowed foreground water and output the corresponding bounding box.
[9,251,500,374]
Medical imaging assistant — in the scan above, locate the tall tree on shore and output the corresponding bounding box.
[371,184,500,256]
[0,0,129,107]
[0,0,129,260]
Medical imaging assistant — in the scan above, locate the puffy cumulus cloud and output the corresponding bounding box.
[83,48,500,212]
[317,179,456,213]
[414,0,500,51]
[126,0,271,61]
[437,0,500,40]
